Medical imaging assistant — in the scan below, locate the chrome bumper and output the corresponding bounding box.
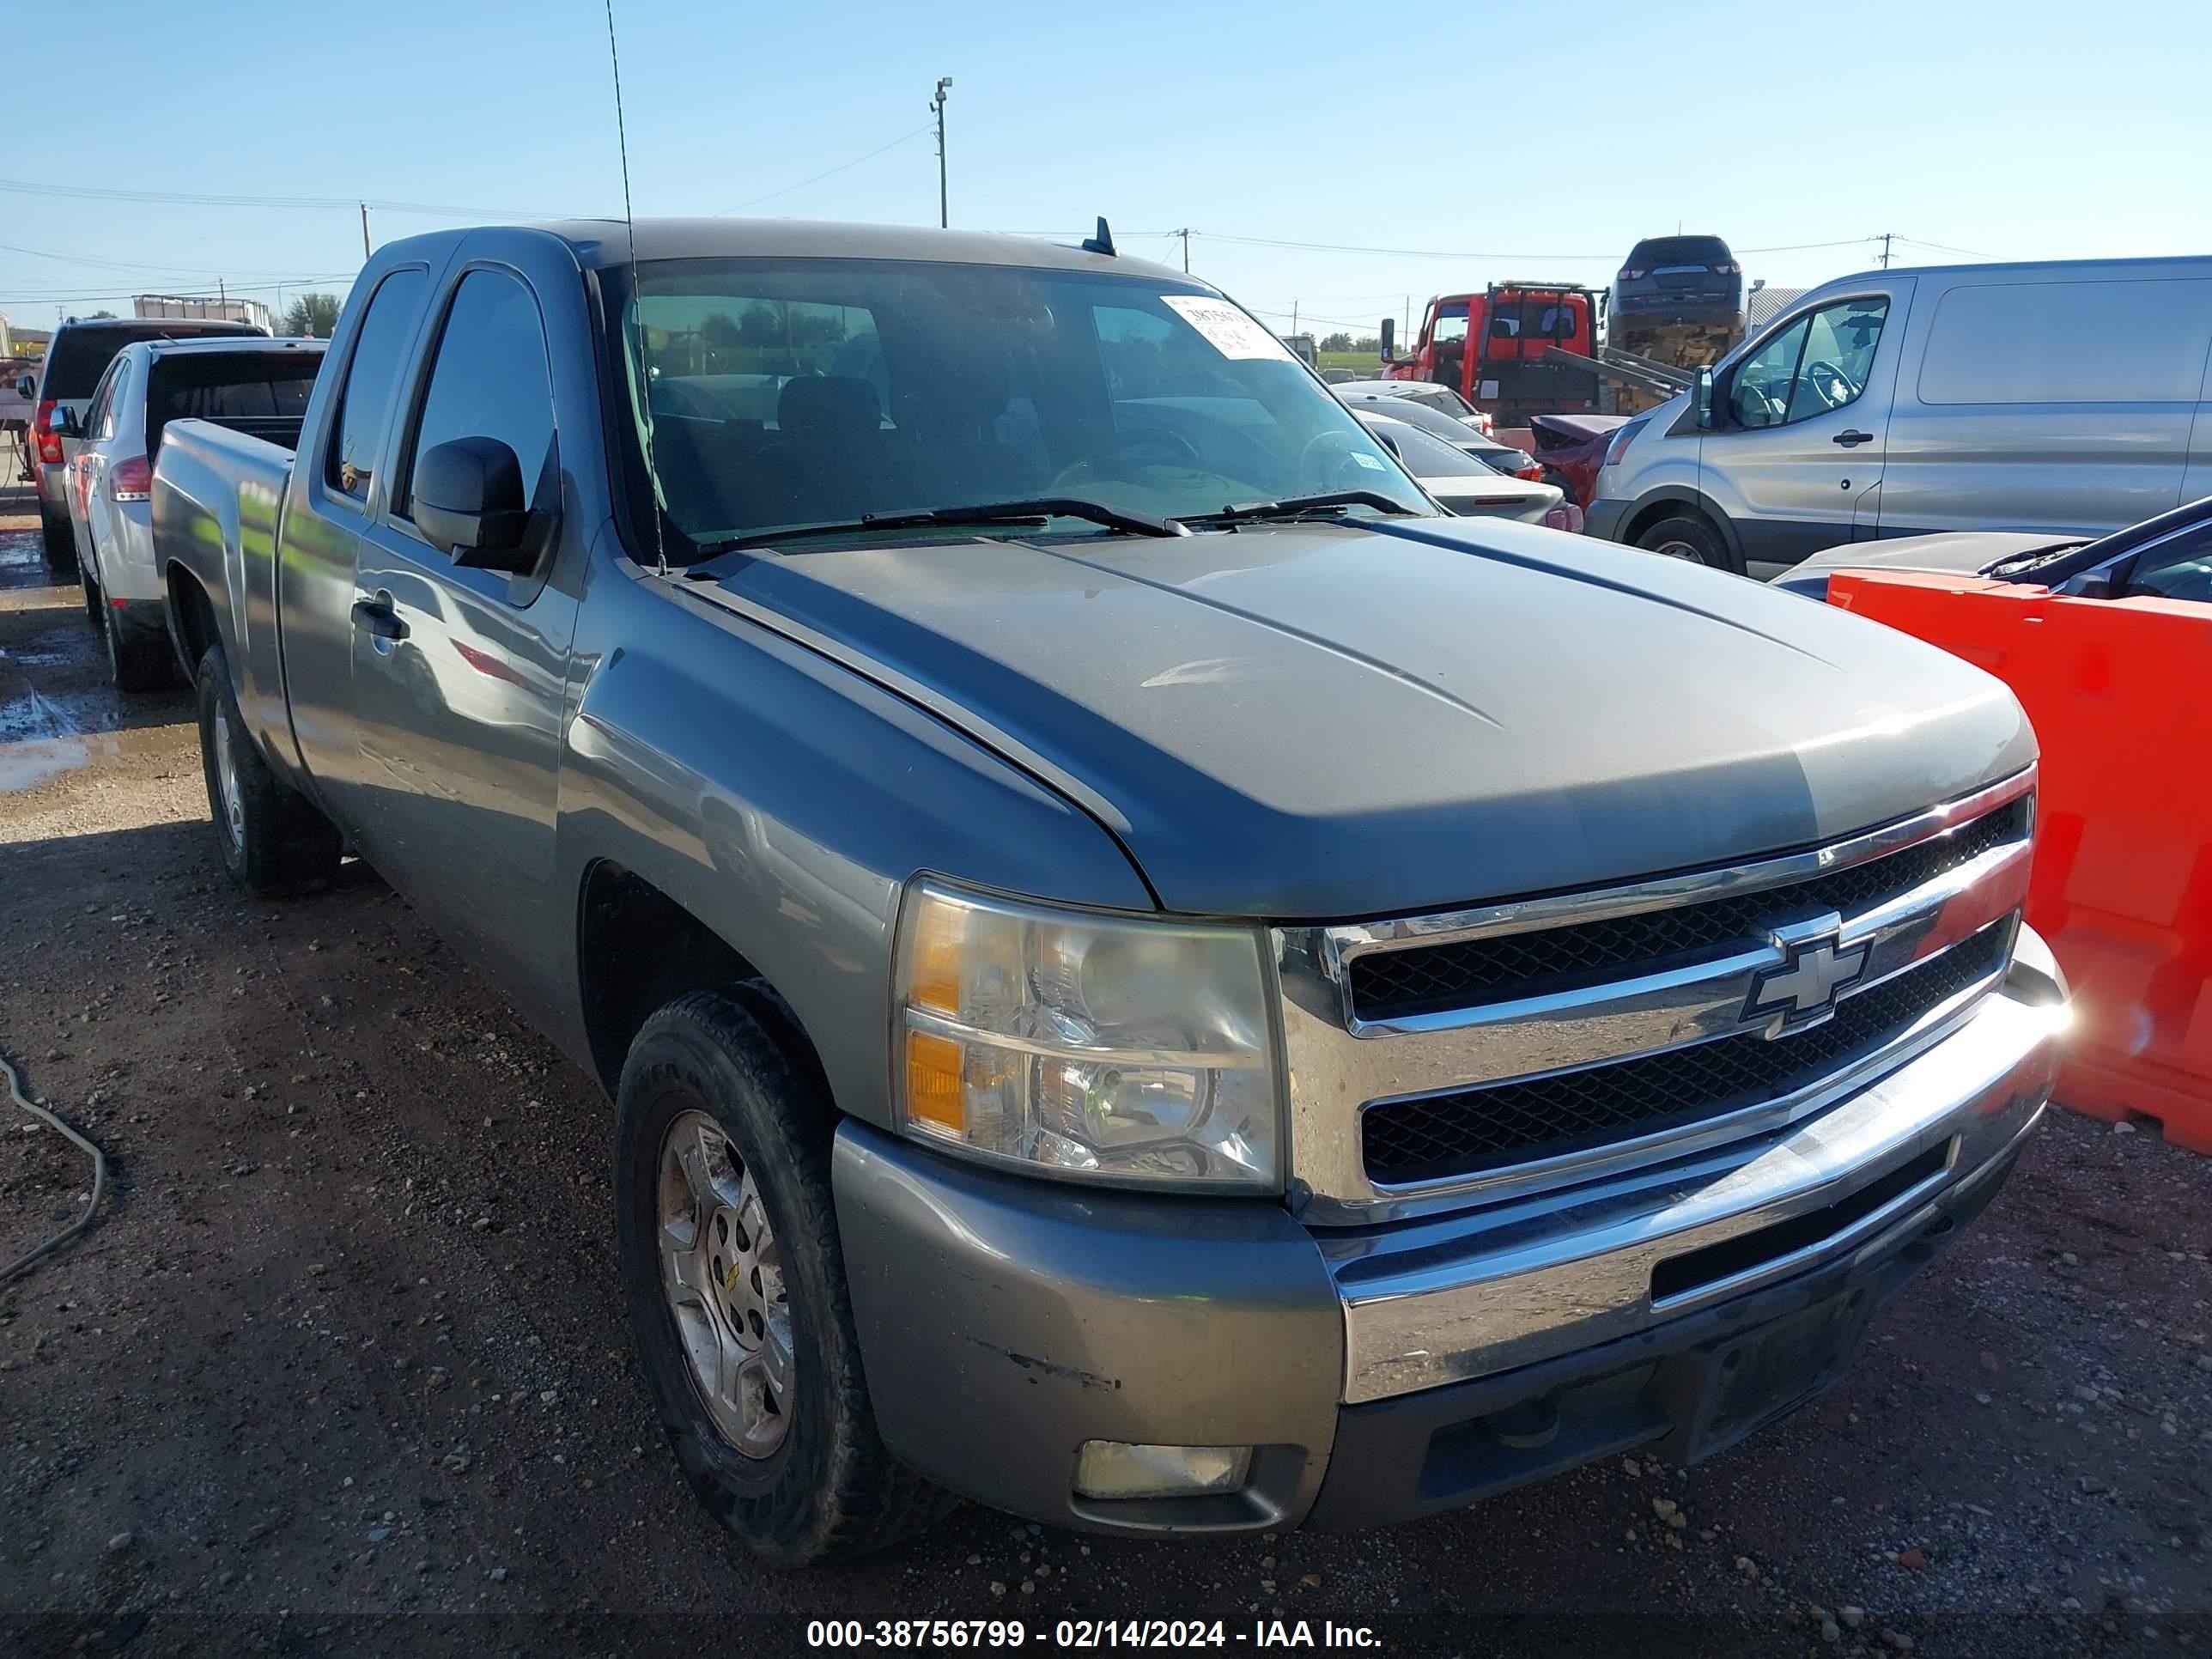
[1322,932,2066,1404]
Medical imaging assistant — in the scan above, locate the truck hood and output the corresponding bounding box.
[705,518,2034,919]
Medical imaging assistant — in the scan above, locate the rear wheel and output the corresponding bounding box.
[106,601,175,694]
[1634,512,1742,574]
[615,990,954,1565]
[195,644,343,895]
[40,510,76,577]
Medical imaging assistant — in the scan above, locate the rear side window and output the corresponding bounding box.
[44,323,252,398]
[1916,279,2212,404]
[398,270,556,520]
[87,359,128,441]
[327,269,430,502]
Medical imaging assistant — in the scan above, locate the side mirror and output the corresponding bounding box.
[15,374,33,400]
[49,404,79,438]
[1378,318,1395,362]
[413,436,540,572]
[1695,367,1720,431]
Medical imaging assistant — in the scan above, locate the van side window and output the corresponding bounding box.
[1730,299,1888,428]
[326,268,430,503]
[398,270,557,526]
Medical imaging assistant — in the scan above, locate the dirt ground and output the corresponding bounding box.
[1,489,2207,1659]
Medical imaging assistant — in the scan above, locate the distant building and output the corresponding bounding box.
[134,294,275,334]
[1746,283,1808,329]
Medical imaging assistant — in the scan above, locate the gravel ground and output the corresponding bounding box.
[1,495,2207,1658]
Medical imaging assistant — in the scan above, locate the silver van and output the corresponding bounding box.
[1586,255,2212,577]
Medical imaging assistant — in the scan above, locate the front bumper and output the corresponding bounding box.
[1584,495,1631,544]
[833,942,2064,1537]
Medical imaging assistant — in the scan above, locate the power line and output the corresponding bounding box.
[719,124,936,216]
[0,238,353,282]
[0,176,580,220]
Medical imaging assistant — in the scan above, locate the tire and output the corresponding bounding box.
[79,564,102,628]
[615,989,954,1566]
[106,602,175,694]
[1634,511,1744,574]
[194,644,343,895]
[40,509,77,577]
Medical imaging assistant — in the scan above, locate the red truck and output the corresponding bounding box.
[1381,283,1602,422]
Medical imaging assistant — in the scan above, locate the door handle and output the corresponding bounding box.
[1832,429,1875,447]
[350,598,408,641]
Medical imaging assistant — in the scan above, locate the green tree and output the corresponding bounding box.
[282,293,343,338]
[1319,331,1352,352]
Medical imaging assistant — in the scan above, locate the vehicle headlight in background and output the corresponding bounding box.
[892,881,1280,1190]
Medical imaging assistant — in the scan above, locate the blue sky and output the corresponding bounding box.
[5,0,2208,340]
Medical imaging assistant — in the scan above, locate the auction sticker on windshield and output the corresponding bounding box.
[1161,295,1295,362]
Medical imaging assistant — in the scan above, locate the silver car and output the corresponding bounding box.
[1588,253,2212,577]
[1352,410,1570,525]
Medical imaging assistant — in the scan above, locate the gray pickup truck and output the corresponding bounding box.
[151,218,2068,1565]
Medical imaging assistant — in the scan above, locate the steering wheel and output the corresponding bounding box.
[1059,424,1204,481]
[1799,359,1858,410]
[1297,428,1373,492]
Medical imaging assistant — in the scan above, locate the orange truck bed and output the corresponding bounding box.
[1827,569,2212,1152]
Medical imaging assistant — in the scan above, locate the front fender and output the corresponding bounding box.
[553,541,1156,1130]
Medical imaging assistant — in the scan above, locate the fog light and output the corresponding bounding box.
[1073,1441,1252,1501]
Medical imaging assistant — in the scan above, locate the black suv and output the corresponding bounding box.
[20,316,261,568]
[1613,235,1742,319]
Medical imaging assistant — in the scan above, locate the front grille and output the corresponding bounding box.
[1347,797,2027,1024]
[1360,921,2013,1188]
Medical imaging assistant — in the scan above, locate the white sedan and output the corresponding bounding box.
[1354,410,1579,528]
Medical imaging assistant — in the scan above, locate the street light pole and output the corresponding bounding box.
[932,77,952,228]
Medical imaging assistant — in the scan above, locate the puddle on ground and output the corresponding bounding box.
[0,736,90,791]
[0,528,43,574]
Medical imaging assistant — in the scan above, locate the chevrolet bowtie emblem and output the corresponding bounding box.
[1747,931,1868,1032]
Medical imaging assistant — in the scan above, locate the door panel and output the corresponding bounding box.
[1875,276,2210,538]
[348,261,580,1009]
[280,264,437,801]
[1700,283,1912,571]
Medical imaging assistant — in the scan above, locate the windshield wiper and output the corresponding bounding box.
[696,496,1183,556]
[1174,489,1416,527]
[1982,539,2088,577]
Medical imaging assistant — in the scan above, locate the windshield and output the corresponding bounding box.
[610,258,1431,556]
[1358,415,1488,478]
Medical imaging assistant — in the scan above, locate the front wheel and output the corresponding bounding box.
[194,645,343,895]
[1634,511,1743,574]
[615,990,953,1566]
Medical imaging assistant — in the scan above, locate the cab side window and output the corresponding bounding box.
[325,268,430,503]
[398,270,556,526]
[1730,299,1890,429]
[2122,523,2212,605]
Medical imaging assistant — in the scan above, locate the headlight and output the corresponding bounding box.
[891,880,1281,1191]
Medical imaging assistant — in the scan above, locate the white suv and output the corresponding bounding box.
[67,336,324,690]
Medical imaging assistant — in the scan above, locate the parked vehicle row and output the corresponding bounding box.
[145,218,2065,1565]
[16,314,267,572]
[64,336,325,689]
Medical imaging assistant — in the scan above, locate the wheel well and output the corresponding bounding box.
[578,861,772,1093]
[166,564,217,672]
[1623,498,1714,548]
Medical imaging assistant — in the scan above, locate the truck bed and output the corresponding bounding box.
[151,417,301,765]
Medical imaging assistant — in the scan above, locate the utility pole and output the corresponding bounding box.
[1291,301,1299,337]
[1878,232,1893,270]
[217,276,226,303]
[931,77,952,228]
[1176,228,1190,272]
[360,203,372,259]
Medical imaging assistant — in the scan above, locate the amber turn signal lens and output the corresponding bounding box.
[904,1030,966,1132]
